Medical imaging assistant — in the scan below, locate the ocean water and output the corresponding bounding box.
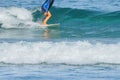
[0,0,120,80]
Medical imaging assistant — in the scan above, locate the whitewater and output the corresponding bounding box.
[0,41,120,64]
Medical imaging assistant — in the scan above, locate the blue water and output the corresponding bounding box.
[1,64,120,80]
[0,0,120,80]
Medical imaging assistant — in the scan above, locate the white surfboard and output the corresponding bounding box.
[41,23,60,27]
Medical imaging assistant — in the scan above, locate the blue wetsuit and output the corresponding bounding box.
[41,0,54,13]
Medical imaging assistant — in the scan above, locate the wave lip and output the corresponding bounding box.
[0,41,120,65]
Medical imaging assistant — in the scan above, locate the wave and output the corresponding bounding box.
[0,7,120,38]
[32,7,120,32]
[0,7,120,28]
[0,41,120,65]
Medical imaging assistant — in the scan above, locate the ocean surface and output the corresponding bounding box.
[0,0,120,80]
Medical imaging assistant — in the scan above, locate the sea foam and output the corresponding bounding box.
[0,41,120,65]
[0,7,40,28]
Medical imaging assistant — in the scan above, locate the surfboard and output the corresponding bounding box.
[41,23,60,27]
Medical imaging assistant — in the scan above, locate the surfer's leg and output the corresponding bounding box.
[43,11,52,25]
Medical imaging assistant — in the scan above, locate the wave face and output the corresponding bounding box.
[0,7,120,39]
[0,0,120,39]
[0,41,120,65]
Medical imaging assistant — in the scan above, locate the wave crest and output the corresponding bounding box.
[0,7,41,28]
[0,41,120,65]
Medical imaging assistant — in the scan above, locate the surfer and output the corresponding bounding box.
[41,0,54,25]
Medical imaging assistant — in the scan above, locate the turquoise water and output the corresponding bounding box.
[0,0,120,80]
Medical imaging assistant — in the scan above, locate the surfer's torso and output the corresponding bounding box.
[41,0,54,13]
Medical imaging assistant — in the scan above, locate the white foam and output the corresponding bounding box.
[0,41,120,65]
[0,7,41,28]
